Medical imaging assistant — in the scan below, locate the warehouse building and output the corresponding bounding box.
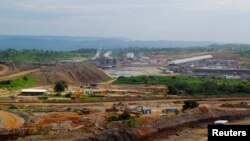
[169,55,213,65]
[169,55,213,72]
[21,89,48,96]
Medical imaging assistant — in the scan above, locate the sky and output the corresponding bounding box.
[0,0,250,43]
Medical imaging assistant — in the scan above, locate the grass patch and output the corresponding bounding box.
[79,95,102,101]
[0,105,19,111]
[0,75,37,89]
[48,93,62,97]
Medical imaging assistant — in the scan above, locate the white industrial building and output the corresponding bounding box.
[169,55,213,65]
[21,89,48,96]
[168,55,213,73]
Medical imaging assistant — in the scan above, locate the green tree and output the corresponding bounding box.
[203,80,218,95]
[183,100,199,110]
[54,80,68,92]
[168,83,179,94]
[22,76,28,81]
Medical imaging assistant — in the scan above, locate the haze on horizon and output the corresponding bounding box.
[0,0,250,43]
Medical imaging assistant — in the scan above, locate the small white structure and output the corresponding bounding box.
[214,120,229,125]
[126,53,134,59]
[165,70,174,74]
[21,89,48,96]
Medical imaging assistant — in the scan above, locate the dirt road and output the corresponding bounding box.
[0,97,249,106]
[0,64,9,75]
[0,69,39,80]
[0,111,24,128]
[163,118,250,141]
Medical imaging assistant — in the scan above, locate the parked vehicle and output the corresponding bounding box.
[214,120,229,125]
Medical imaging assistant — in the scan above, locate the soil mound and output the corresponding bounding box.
[0,62,109,85]
[32,62,109,85]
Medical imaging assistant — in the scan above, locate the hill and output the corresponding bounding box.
[32,62,109,85]
[0,49,95,62]
[0,62,109,87]
[0,35,214,51]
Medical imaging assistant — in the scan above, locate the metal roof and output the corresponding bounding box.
[21,89,48,93]
[169,55,213,65]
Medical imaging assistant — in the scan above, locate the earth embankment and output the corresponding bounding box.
[75,109,250,141]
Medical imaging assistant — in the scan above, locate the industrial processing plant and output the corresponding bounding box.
[167,54,250,78]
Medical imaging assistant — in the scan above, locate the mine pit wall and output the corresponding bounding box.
[144,113,250,141]
[1,110,250,141]
[75,110,250,141]
[0,129,25,141]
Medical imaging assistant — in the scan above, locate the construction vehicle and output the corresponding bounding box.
[105,102,128,112]
[106,102,145,114]
[76,108,91,115]
[128,105,144,114]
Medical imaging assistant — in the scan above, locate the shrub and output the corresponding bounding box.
[123,120,143,128]
[0,80,11,85]
[107,112,132,123]
[175,109,180,115]
[118,111,131,120]
[22,76,28,81]
[38,96,48,100]
[183,100,199,110]
[55,93,61,97]
[107,115,119,122]
[124,120,136,127]
[9,105,18,109]
[65,92,72,98]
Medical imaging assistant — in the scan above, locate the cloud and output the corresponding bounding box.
[2,0,250,18]
[0,0,250,43]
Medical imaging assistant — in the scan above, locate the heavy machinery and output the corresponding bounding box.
[128,105,143,114]
[76,108,91,115]
[105,102,144,114]
[105,102,128,112]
